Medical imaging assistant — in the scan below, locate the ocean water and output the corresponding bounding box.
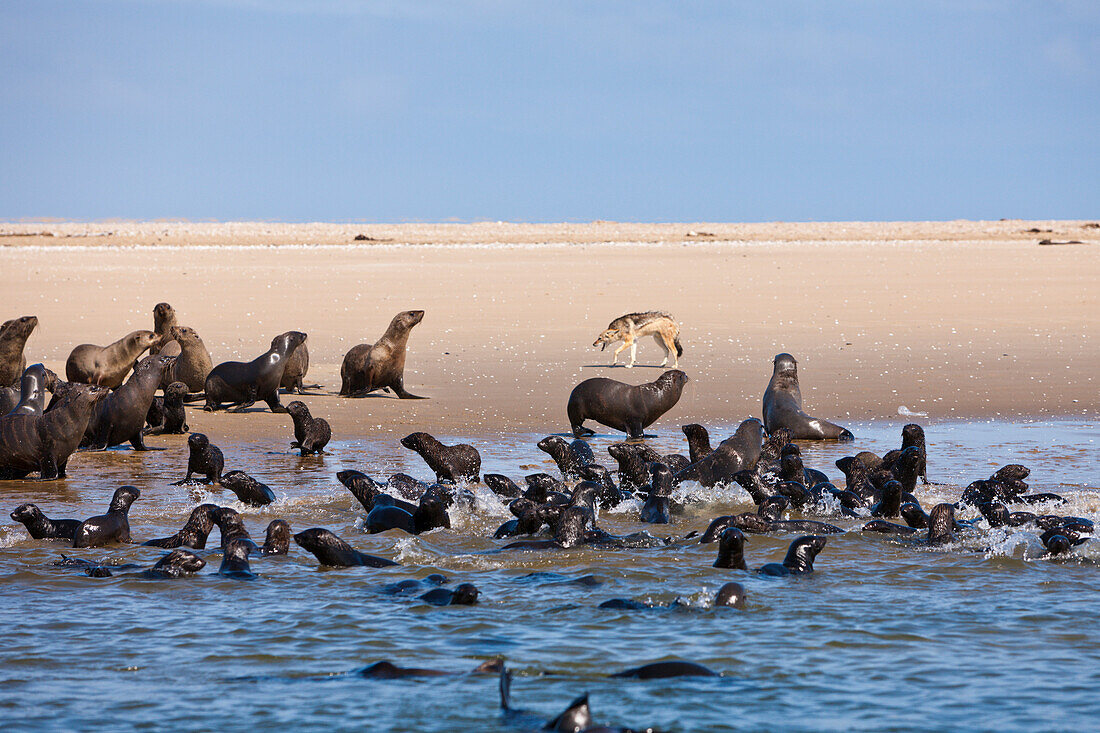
[1,418,1097,732]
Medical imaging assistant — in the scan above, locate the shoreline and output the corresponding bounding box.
[2,221,1096,440]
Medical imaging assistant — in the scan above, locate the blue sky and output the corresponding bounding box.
[1,1,1096,222]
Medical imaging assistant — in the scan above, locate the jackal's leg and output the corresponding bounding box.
[612,339,630,366]
[627,339,637,368]
[655,334,670,366]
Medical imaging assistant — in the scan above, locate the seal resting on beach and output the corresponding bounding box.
[150,302,178,354]
[339,310,426,398]
[164,326,213,393]
[66,330,159,389]
[400,432,481,483]
[2,364,59,416]
[567,369,688,439]
[82,354,176,450]
[280,339,312,394]
[0,383,109,479]
[762,353,853,441]
[0,316,38,387]
[204,331,306,413]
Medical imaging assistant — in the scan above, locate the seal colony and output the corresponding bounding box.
[1,303,1096,727]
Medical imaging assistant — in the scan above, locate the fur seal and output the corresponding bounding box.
[358,659,501,679]
[10,503,80,541]
[715,581,746,608]
[484,473,525,499]
[220,470,276,507]
[0,316,37,387]
[203,331,307,413]
[146,549,206,578]
[420,583,479,606]
[0,383,109,479]
[756,535,826,575]
[142,504,219,548]
[212,507,254,549]
[674,418,764,487]
[218,538,256,579]
[567,369,688,439]
[150,302,178,354]
[280,339,311,394]
[73,486,140,548]
[682,423,713,463]
[3,364,59,416]
[762,353,853,441]
[870,480,904,518]
[144,381,189,435]
[536,435,595,481]
[165,326,213,392]
[713,528,747,569]
[262,519,291,555]
[171,433,224,484]
[400,432,481,483]
[901,424,928,483]
[609,661,717,679]
[82,354,176,450]
[339,310,426,398]
[293,528,399,567]
[926,503,955,545]
[639,462,672,524]
[286,401,331,455]
[66,330,159,389]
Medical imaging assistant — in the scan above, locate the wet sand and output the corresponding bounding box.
[2,220,1097,442]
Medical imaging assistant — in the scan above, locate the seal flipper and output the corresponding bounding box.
[392,379,427,400]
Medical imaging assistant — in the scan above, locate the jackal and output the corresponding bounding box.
[592,311,683,368]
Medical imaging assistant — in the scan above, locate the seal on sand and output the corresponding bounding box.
[82,354,176,450]
[150,302,178,354]
[4,364,59,416]
[0,315,38,387]
[762,353,853,441]
[293,527,399,567]
[567,369,688,439]
[166,326,213,393]
[400,432,481,483]
[66,330,159,389]
[144,381,189,435]
[0,383,109,479]
[204,331,306,413]
[10,503,80,541]
[73,486,140,548]
[339,310,426,398]
[280,339,311,394]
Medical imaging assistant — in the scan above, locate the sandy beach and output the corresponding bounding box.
[2,220,1097,441]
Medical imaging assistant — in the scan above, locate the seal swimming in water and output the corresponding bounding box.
[66,330,159,389]
[536,435,595,481]
[292,527,399,567]
[10,503,81,541]
[220,470,277,507]
[203,331,306,413]
[262,519,291,555]
[72,486,140,548]
[673,418,764,487]
[142,504,219,549]
[2,364,59,416]
[82,354,176,450]
[567,369,688,439]
[681,423,713,463]
[218,538,256,579]
[0,315,38,387]
[762,353,853,441]
[715,581,746,608]
[639,462,672,524]
[285,401,331,455]
[0,383,109,479]
[400,432,481,483]
[144,381,189,435]
[165,325,213,393]
[610,661,717,678]
[713,528,748,569]
[756,535,826,576]
[420,582,480,606]
[339,310,426,398]
[171,433,224,485]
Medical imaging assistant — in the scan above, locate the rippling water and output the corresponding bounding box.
[1,418,1098,731]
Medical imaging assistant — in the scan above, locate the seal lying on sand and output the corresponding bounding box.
[567,369,688,439]
[339,310,426,398]
[762,353,853,441]
[204,331,306,413]
[66,330,159,389]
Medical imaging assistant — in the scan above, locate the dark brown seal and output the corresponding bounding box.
[339,310,426,398]
[10,503,80,541]
[204,331,306,413]
[150,302,178,354]
[0,315,38,387]
[292,527,399,567]
[144,381,189,435]
[171,432,224,484]
[166,325,213,392]
[280,340,311,394]
[82,354,176,450]
[73,486,140,548]
[3,364,59,416]
[66,330,159,389]
[674,418,764,487]
[567,369,688,439]
[0,383,109,479]
[142,504,219,549]
[262,519,291,555]
[400,432,481,483]
[285,400,331,455]
[762,353,853,441]
[220,470,276,506]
